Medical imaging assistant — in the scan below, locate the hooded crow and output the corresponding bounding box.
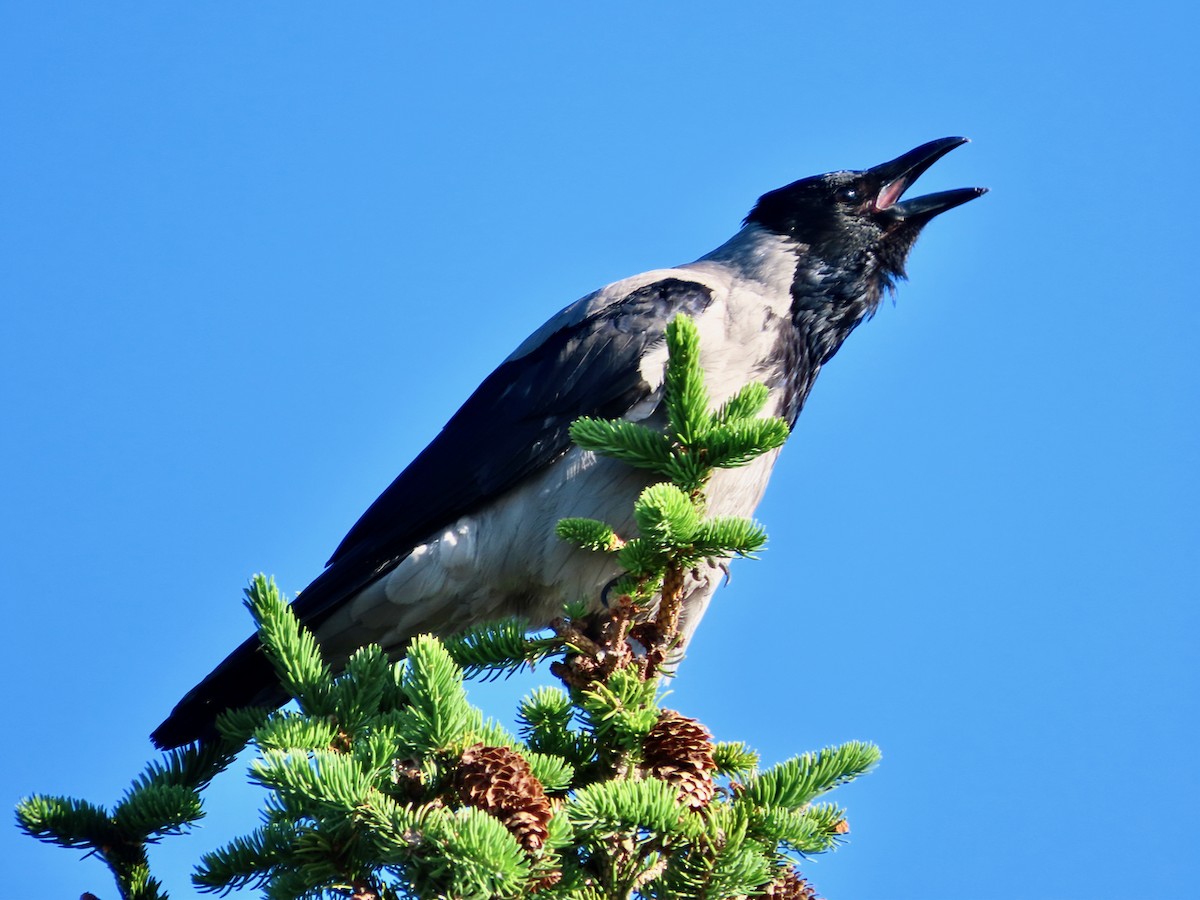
[152,138,985,748]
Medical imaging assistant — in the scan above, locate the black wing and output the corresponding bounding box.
[295,276,714,625]
[151,277,713,747]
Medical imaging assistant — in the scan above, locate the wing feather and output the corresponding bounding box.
[294,276,714,625]
[151,276,714,747]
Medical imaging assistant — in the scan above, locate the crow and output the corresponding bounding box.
[152,137,984,748]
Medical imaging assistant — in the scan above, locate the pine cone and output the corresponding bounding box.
[761,866,820,900]
[642,710,717,809]
[454,744,553,852]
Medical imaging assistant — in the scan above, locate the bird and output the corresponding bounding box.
[151,137,985,749]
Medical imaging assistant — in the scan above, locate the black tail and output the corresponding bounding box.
[150,635,286,748]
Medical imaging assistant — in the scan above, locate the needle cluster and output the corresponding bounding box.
[16,316,879,900]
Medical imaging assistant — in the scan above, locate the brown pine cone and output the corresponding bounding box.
[454,744,554,852]
[642,710,717,810]
[761,867,820,900]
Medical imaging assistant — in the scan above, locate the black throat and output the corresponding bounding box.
[773,245,890,427]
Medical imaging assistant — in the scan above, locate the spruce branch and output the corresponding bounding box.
[518,686,598,768]
[19,313,881,899]
[394,634,475,754]
[752,803,850,855]
[695,416,790,469]
[634,483,702,545]
[246,574,335,718]
[556,517,625,552]
[568,778,703,843]
[569,418,675,472]
[113,784,204,842]
[523,752,576,794]
[517,686,574,744]
[444,618,564,679]
[16,733,245,900]
[711,381,771,425]
[712,741,760,779]
[15,795,114,851]
[738,741,882,811]
[663,314,713,447]
[616,537,670,579]
[687,516,768,559]
[553,313,789,677]
[252,714,341,753]
[187,595,583,899]
[193,820,300,894]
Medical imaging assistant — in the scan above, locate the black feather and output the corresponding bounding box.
[152,139,984,748]
[151,278,713,748]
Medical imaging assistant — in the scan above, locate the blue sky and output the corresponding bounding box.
[2,3,1197,898]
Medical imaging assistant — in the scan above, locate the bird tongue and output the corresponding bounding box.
[874,178,910,211]
[869,136,972,212]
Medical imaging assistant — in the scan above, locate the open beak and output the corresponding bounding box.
[869,137,987,220]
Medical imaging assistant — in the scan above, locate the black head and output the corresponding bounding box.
[747,137,986,318]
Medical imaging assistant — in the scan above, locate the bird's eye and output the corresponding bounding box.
[837,186,860,204]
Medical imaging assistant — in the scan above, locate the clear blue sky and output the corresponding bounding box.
[3,3,1197,898]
